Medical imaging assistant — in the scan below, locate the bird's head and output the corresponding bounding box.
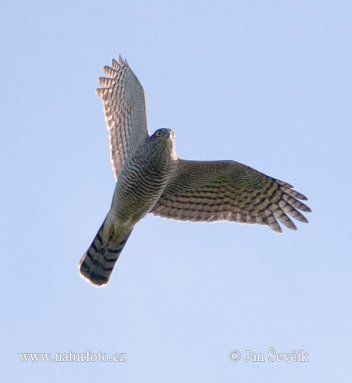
[150,128,175,141]
[148,128,177,159]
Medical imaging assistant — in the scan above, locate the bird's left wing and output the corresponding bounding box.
[152,159,311,232]
[97,56,149,179]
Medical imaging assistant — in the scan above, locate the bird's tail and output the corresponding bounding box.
[79,220,132,287]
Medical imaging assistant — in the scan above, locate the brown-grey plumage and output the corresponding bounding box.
[97,57,149,179]
[80,56,311,287]
[152,160,310,232]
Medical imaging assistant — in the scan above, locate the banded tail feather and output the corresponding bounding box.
[80,221,132,286]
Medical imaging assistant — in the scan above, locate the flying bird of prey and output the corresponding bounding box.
[80,56,311,286]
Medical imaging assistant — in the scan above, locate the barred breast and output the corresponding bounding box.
[110,142,175,226]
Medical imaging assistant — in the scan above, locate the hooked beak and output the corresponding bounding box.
[167,129,175,139]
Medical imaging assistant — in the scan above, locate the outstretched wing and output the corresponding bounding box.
[152,160,311,232]
[97,56,149,179]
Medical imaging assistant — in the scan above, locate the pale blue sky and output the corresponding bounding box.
[1,1,352,381]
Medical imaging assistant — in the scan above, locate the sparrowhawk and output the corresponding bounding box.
[80,56,311,286]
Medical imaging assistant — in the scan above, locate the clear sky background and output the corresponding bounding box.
[1,1,351,381]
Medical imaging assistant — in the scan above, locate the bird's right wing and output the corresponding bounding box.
[97,56,149,179]
[152,159,311,232]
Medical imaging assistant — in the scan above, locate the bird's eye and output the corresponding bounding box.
[155,130,162,137]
